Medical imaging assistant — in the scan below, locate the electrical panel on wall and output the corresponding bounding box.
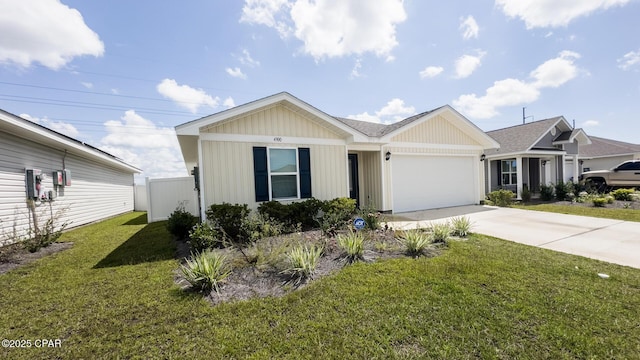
[25,169,41,199]
[64,169,71,186]
[53,170,64,186]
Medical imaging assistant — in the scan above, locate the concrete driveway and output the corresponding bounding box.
[387,205,640,269]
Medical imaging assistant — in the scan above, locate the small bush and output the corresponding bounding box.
[206,203,249,241]
[487,190,514,207]
[539,184,555,201]
[450,216,472,237]
[358,202,382,231]
[605,195,615,204]
[189,223,222,253]
[336,231,365,263]
[180,250,231,293]
[611,188,635,201]
[398,229,430,256]
[282,244,323,284]
[166,205,198,241]
[239,212,283,243]
[592,197,607,207]
[555,181,570,201]
[521,184,531,203]
[323,197,357,221]
[430,222,451,244]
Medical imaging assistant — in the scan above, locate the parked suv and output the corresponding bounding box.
[579,160,640,191]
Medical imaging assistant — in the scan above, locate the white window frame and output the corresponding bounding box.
[501,159,517,185]
[267,147,300,200]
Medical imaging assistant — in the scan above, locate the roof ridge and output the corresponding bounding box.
[486,116,561,133]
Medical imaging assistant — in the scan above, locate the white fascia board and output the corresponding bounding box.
[389,141,485,151]
[486,149,567,159]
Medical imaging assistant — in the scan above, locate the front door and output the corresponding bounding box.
[348,154,360,207]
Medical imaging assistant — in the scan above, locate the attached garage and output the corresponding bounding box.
[391,155,478,213]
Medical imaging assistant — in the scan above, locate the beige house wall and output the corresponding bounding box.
[201,141,347,210]
[390,114,480,145]
[203,104,342,140]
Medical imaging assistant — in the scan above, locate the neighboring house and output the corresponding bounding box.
[175,92,499,216]
[485,117,591,197]
[578,136,640,172]
[0,109,140,246]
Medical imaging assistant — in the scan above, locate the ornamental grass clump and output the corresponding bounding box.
[181,250,231,293]
[336,231,366,263]
[398,228,431,257]
[282,244,323,284]
[430,222,451,244]
[450,216,472,237]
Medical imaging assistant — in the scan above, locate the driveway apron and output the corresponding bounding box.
[388,205,640,269]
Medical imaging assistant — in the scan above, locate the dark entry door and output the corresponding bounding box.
[348,154,360,207]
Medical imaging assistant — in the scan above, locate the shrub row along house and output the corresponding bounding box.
[0,109,139,246]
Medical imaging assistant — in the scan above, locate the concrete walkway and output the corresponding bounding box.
[387,205,640,269]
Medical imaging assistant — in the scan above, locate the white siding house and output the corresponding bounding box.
[175,92,499,216]
[0,109,140,246]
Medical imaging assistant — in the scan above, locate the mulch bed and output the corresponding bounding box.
[0,242,74,275]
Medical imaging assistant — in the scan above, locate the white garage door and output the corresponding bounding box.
[392,155,477,213]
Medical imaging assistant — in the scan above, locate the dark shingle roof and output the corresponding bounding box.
[580,136,640,157]
[334,107,442,137]
[486,117,562,154]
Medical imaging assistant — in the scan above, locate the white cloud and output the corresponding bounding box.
[495,0,629,29]
[348,98,416,124]
[20,113,80,138]
[350,58,363,79]
[81,82,93,89]
[460,15,479,40]
[454,50,486,79]
[618,49,640,71]
[226,67,248,79]
[582,120,600,127]
[111,88,120,95]
[419,66,444,79]
[223,97,236,108]
[100,110,186,179]
[241,0,407,61]
[238,49,260,67]
[0,0,104,69]
[530,50,580,88]
[156,79,219,113]
[453,51,580,119]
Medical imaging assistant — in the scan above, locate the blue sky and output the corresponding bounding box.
[1,0,639,181]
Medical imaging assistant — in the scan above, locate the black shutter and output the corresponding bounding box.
[253,147,269,202]
[298,148,312,198]
[497,161,502,186]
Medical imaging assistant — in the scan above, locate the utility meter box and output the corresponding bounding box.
[25,169,42,199]
[53,170,64,186]
[63,169,71,186]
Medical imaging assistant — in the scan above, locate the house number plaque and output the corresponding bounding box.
[273,137,283,142]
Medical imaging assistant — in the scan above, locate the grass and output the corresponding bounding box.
[513,203,640,222]
[1,212,640,359]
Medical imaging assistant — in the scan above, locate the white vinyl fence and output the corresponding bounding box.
[145,176,199,223]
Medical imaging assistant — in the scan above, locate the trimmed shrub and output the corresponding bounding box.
[239,213,283,243]
[592,197,607,207]
[189,223,222,253]
[180,250,231,293]
[555,181,569,201]
[166,205,198,241]
[487,190,514,207]
[540,184,555,201]
[282,244,323,284]
[206,203,249,241]
[336,231,365,263]
[450,216,472,237]
[611,188,635,201]
[323,197,357,221]
[398,229,430,256]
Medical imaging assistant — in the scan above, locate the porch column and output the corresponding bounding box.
[572,154,579,183]
[516,156,523,199]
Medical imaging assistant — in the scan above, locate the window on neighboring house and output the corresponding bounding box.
[501,159,517,185]
[253,147,311,202]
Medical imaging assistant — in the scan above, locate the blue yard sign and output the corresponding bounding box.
[353,217,366,230]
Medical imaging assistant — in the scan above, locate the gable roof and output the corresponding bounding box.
[0,109,140,173]
[579,136,640,158]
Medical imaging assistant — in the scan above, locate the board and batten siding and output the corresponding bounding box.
[201,141,347,209]
[202,104,343,140]
[391,114,479,145]
[0,130,134,246]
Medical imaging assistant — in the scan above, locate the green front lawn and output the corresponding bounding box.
[513,203,640,222]
[1,212,639,359]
